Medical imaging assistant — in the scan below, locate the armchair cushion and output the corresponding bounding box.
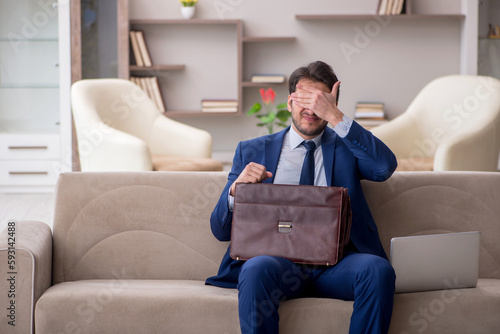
[151,155,223,171]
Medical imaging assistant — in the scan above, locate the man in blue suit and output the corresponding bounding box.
[206,61,398,333]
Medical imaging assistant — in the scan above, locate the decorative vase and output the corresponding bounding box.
[181,6,196,19]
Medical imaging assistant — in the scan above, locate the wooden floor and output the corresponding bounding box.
[0,193,55,232]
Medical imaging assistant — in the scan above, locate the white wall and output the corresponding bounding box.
[129,0,467,155]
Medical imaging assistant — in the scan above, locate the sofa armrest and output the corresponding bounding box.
[434,124,498,171]
[0,221,52,334]
[149,115,213,158]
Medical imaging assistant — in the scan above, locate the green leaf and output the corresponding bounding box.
[247,103,261,116]
[257,123,265,127]
[259,112,276,124]
[276,109,290,122]
[276,102,288,109]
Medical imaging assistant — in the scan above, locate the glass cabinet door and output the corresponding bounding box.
[0,0,60,133]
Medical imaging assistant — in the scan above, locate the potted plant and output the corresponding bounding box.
[179,0,198,19]
[247,88,290,135]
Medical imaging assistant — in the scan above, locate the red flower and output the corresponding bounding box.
[260,88,276,105]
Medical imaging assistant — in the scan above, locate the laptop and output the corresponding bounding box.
[390,231,481,293]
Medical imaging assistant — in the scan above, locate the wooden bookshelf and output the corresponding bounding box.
[130,19,241,25]
[242,36,296,43]
[241,36,295,90]
[130,65,186,72]
[295,14,466,20]
[241,81,287,88]
[123,19,243,115]
[118,6,468,118]
[164,110,239,117]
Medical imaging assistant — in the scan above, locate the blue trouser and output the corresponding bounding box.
[237,252,396,334]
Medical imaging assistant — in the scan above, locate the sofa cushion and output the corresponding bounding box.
[35,279,500,334]
[362,172,500,279]
[52,172,229,284]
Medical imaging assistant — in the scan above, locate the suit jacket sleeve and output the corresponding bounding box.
[210,142,244,241]
[342,121,397,182]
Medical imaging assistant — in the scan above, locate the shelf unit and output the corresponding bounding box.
[0,0,71,192]
[119,9,470,118]
[295,14,466,20]
[130,64,186,72]
[125,19,242,116]
[241,36,296,90]
[120,16,298,116]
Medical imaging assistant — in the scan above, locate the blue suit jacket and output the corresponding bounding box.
[206,122,397,288]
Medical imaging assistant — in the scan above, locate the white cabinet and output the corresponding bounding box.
[0,0,71,192]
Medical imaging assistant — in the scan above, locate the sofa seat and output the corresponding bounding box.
[34,279,354,334]
[34,278,500,334]
[390,279,500,333]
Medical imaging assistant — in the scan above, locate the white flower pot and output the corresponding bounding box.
[181,6,196,19]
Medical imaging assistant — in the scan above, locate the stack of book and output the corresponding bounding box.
[130,76,165,112]
[250,74,286,84]
[354,102,387,129]
[377,0,411,15]
[201,100,238,113]
[130,30,152,67]
[489,24,500,39]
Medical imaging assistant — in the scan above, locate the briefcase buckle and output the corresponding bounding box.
[278,222,292,234]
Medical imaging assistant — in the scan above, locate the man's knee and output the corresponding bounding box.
[358,255,396,289]
[238,256,283,286]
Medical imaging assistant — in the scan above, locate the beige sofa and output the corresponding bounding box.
[1,171,500,333]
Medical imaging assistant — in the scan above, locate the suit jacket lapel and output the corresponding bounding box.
[264,127,289,183]
[321,128,337,186]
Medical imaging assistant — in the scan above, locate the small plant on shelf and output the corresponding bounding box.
[247,88,290,135]
[179,0,198,19]
[179,0,198,6]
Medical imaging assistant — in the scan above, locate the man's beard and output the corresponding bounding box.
[291,111,328,137]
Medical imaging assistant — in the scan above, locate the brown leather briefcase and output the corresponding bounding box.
[230,183,352,266]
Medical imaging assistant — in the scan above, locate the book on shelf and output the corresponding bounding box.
[201,99,239,108]
[250,74,286,84]
[130,76,165,112]
[129,31,144,67]
[130,30,152,67]
[150,77,165,112]
[201,106,239,113]
[201,99,238,112]
[354,102,386,120]
[377,0,410,15]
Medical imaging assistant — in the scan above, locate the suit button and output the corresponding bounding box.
[363,147,367,151]
[352,140,357,144]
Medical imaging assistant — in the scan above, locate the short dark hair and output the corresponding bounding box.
[288,61,340,103]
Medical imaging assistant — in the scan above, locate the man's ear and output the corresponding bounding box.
[287,95,293,112]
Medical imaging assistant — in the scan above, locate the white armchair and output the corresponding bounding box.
[71,78,223,172]
[371,75,500,171]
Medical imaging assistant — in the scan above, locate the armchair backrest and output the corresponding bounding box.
[71,79,161,146]
[402,75,500,156]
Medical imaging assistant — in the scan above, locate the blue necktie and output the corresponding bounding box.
[299,140,317,185]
